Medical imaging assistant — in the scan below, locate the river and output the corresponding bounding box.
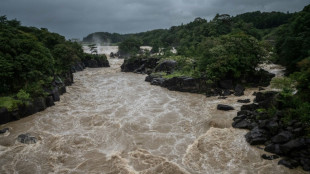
[0,58,306,173]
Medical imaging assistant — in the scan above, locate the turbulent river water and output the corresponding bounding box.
[0,58,306,174]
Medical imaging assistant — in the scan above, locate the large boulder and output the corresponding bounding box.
[237,99,251,103]
[0,128,9,134]
[154,60,177,74]
[85,59,98,68]
[245,69,275,87]
[232,119,253,129]
[271,131,293,144]
[241,103,258,111]
[245,126,269,145]
[265,143,282,154]
[151,78,165,86]
[162,77,202,93]
[254,91,278,108]
[97,59,110,67]
[217,104,234,111]
[51,88,60,101]
[279,138,307,155]
[121,57,160,73]
[234,84,245,96]
[17,133,37,144]
[261,154,280,160]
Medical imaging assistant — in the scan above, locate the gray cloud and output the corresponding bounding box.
[0,0,309,39]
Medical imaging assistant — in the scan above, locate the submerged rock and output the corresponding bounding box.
[217,104,234,111]
[17,133,37,144]
[0,128,9,134]
[237,99,251,103]
[261,154,280,160]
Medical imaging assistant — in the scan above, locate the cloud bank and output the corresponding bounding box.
[0,0,308,39]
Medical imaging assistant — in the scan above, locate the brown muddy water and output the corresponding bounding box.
[0,59,306,174]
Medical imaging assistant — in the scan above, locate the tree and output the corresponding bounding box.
[118,37,142,56]
[198,33,264,81]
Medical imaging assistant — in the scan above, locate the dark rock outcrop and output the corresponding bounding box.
[83,59,110,68]
[241,103,258,111]
[232,119,253,129]
[271,131,293,144]
[237,99,251,103]
[121,57,160,74]
[71,62,85,73]
[245,126,269,145]
[0,128,9,134]
[233,91,310,171]
[278,159,299,169]
[234,84,245,96]
[154,60,177,74]
[244,69,275,87]
[217,104,234,111]
[254,91,278,109]
[261,154,280,160]
[33,97,46,112]
[17,133,37,144]
[45,96,55,107]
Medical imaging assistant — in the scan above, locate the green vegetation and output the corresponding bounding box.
[276,5,310,73]
[118,37,142,56]
[268,5,310,130]
[0,97,22,111]
[0,16,99,109]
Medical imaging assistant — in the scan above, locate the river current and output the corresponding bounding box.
[0,57,306,173]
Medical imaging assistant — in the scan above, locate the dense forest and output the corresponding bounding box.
[0,16,108,113]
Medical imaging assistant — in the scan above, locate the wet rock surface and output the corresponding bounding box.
[17,133,37,144]
[217,104,234,111]
[232,91,310,171]
[237,99,251,103]
[121,57,160,74]
[0,128,9,134]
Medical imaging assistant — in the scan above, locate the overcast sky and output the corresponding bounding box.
[1,0,309,39]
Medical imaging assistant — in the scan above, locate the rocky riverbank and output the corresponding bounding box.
[232,91,310,171]
[121,56,275,97]
[0,60,110,125]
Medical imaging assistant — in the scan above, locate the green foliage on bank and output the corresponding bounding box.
[0,16,91,105]
[118,37,142,55]
[276,5,310,73]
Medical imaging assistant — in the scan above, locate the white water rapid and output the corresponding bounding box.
[0,55,306,173]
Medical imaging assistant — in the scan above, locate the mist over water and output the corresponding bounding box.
[0,51,306,173]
